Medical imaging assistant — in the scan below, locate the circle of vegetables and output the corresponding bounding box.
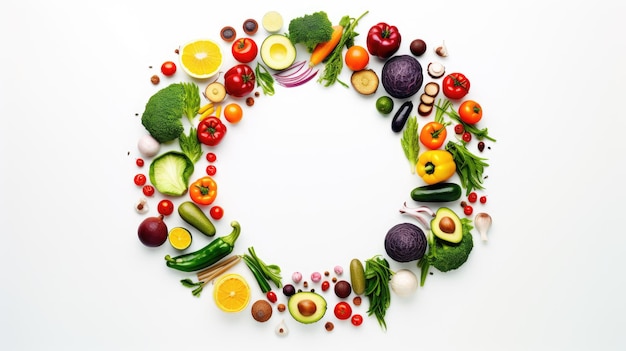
[132,9,495,334]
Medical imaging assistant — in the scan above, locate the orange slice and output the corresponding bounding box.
[168,227,192,250]
[180,39,223,79]
[213,274,251,312]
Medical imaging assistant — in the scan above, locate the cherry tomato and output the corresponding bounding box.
[136,158,144,167]
[462,132,472,142]
[142,185,155,197]
[334,302,352,320]
[458,100,483,125]
[206,152,217,162]
[161,61,177,76]
[480,196,487,204]
[454,123,465,134]
[206,165,217,176]
[223,103,243,124]
[209,206,224,220]
[345,45,370,71]
[266,291,277,303]
[157,199,174,216]
[351,314,364,326]
[231,38,258,63]
[321,281,330,291]
[134,174,146,186]
[468,192,478,203]
[463,205,473,216]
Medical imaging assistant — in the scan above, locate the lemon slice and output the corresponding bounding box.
[168,227,192,250]
[180,39,223,79]
[213,274,251,313]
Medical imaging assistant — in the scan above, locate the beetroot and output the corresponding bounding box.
[381,55,423,99]
[384,223,427,262]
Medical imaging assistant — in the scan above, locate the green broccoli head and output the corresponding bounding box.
[287,11,334,52]
[430,229,474,272]
[141,83,185,143]
[417,218,474,286]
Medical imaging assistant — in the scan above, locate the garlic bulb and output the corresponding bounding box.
[474,213,492,242]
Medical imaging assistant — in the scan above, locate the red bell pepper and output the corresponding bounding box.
[197,117,227,146]
[366,22,402,59]
[224,64,255,98]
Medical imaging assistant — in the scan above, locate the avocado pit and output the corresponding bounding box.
[439,216,456,233]
[297,299,317,316]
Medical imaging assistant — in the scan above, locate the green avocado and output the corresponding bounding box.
[431,207,463,244]
[287,291,327,324]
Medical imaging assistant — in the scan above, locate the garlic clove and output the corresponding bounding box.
[135,198,149,214]
[275,319,289,336]
[435,41,448,57]
[474,213,492,242]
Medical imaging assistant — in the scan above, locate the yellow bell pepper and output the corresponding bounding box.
[416,150,456,184]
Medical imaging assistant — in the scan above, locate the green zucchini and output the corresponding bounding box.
[410,182,462,202]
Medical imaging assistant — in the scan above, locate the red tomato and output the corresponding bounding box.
[333,302,352,320]
[209,206,224,220]
[458,100,483,124]
[206,165,217,176]
[206,152,217,162]
[231,38,258,63]
[442,72,470,99]
[142,185,155,197]
[157,199,174,216]
[134,174,146,186]
[224,64,256,98]
[161,61,177,76]
[266,291,277,303]
[351,314,363,326]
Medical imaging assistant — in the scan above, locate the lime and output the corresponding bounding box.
[376,96,394,115]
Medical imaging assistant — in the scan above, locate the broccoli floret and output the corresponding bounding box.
[141,83,185,143]
[417,218,474,286]
[287,11,334,52]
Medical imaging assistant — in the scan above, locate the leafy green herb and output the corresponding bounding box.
[364,255,393,330]
[180,278,204,297]
[436,99,496,141]
[254,62,275,96]
[445,141,489,195]
[400,115,420,174]
[181,82,201,124]
[318,10,369,87]
[178,127,202,163]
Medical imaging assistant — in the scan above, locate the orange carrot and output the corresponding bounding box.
[309,25,344,67]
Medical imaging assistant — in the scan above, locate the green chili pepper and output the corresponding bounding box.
[164,221,241,272]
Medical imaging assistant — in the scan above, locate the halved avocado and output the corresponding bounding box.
[260,34,296,70]
[431,207,463,244]
[287,291,326,324]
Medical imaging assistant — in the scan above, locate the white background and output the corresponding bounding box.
[1,0,625,350]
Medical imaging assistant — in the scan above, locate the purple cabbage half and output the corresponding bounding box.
[384,222,427,262]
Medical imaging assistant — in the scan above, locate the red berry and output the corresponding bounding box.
[266,291,277,303]
[321,281,330,291]
[468,192,478,203]
[206,165,217,176]
[479,196,487,204]
[157,199,174,216]
[142,185,155,197]
[136,158,144,167]
[454,124,464,134]
[209,206,224,220]
[134,174,147,186]
[206,152,217,162]
[463,205,473,216]
[351,314,364,326]
[462,132,472,142]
